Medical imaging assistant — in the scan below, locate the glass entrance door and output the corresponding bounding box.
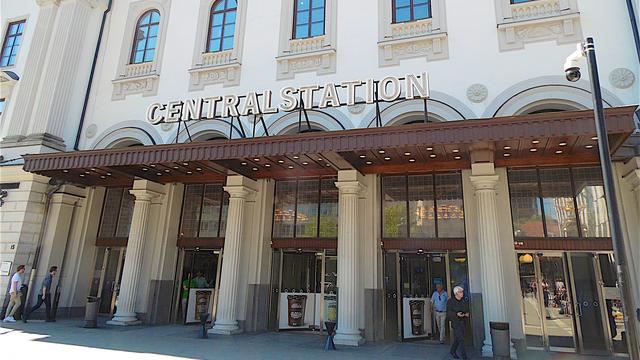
[517,252,576,352]
[89,247,126,316]
[176,249,221,324]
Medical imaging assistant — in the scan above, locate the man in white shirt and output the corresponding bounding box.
[3,264,26,323]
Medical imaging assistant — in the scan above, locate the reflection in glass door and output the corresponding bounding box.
[89,247,126,315]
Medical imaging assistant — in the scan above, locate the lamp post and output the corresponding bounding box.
[566,37,639,358]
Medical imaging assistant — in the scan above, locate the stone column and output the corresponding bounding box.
[108,181,163,325]
[334,170,365,346]
[469,163,517,358]
[210,176,256,334]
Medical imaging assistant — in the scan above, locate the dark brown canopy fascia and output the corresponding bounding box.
[22,106,639,186]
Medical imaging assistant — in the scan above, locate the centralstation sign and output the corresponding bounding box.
[145,72,430,126]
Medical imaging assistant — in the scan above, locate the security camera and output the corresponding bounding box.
[564,43,585,82]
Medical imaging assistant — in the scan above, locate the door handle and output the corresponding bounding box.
[577,302,583,317]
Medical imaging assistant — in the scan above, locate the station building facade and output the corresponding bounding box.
[1,0,640,357]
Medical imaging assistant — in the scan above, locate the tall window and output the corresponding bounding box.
[273,177,338,238]
[508,166,610,239]
[382,173,464,239]
[208,0,237,52]
[392,0,431,23]
[1,20,25,67]
[293,0,325,39]
[98,188,135,239]
[179,183,229,238]
[130,10,160,64]
[0,98,5,116]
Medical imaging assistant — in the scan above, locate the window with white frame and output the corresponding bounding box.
[377,0,448,66]
[112,0,171,100]
[494,0,582,51]
[1,20,25,67]
[189,0,247,89]
[276,0,336,80]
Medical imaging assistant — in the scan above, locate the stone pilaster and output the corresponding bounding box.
[210,176,256,335]
[108,181,164,325]
[469,163,517,358]
[334,170,365,346]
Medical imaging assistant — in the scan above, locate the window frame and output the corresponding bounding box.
[178,182,229,240]
[292,0,326,39]
[206,0,238,53]
[96,187,135,241]
[1,20,26,68]
[129,9,161,64]
[391,0,432,24]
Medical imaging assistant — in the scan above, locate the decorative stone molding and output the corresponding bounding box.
[112,0,171,100]
[85,124,97,138]
[348,97,365,114]
[276,0,337,79]
[467,84,488,103]
[609,68,635,89]
[495,0,582,51]
[377,0,448,66]
[188,0,247,89]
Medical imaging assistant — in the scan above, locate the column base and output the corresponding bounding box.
[482,341,518,359]
[334,331,365,346]
[106,317,141,326]
[209,320,242,335]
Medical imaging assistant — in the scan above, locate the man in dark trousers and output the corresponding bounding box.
[23,266,57,322]
[447,285,470,359]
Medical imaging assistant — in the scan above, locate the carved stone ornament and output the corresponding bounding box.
[609,68,635,89]
[160,122,174,132]
[85,124,97,138]
[348,97,365,114]
[467,84,488,103]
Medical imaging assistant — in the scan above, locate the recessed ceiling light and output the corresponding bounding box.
[409,158,416,162]
[325,163,331,167]
[173,166,179,169]
[186,171,193,174]
[359,155,366,159]
[265,164,271,168]
[454,156,461,160]
[430,154,436,158]
[585,144,594,149]
[559,142,567,146]
[164,169,170,173]
[378,150,385,154]
[252,167,259,171]
[293,156,299,159]
[301,162,308,165]
[90,168,96,171]
[106,173,112,176]
[182,162,189,166]
[278,160,285,164]
[503,153,511,157]
[288,165,294,169]
[532,140,540,144]
[591,136,598,140]
[555,150,563,154]
[79,174,85,177]
[142,167,148,171]
[426,147,433,151]
[150,164,156,168]
[156,172,162,176]
[62,169,69,173]
[253,158,260,162]
[384,157,391,161]
[100,175,106,179]
[365,161,373,165]
[529,148,538,152]
[503,146,511,150]
[196,167,202,171]
[404,152,411,156]
[318,158,323,161]
[241,162,247,166]
[84,171,91,174]
[452,149,460,153]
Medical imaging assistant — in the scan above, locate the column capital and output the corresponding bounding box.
[470,174,500,191]
[223,185,256,199]
[36,0,61,6]
[129,188,163,202]
[334,181,365,195]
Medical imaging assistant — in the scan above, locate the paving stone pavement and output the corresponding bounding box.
[0,318,618,359]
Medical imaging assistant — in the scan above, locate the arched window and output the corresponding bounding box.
[392,0,431,23]
[293,0,325,39]
[130,10,160,64]
[208,0,237,52]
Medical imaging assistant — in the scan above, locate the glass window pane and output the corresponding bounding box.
[133,51,144,63]
[13,35,21,46]
[141,12,152,24]
[5,37,15,48]
[223,24,235,37]
[214,0,225,11]
[228,0,237,8]
[296,11,309,25]
[296,179,320,238]
[146,36,157,51]
[297,0,310,10]
[540,168,578,237]
[144,49,155,62]
[180,184,204,238]
[310,21,324,36]
[99,188,124,238]
[115,191,135,238]
[150,10,160,23]
[395,7,410,22]
[17,22,25,33]
[414,3,430,19]
[9,24,18,35]
[435,173,465,238]
[383,176,408,238]
[572,167,610,237]
[408,175,435,238]
[8,55,15,66]
[311,8,324,22]
[199,184,222,237]
[212,13,224,26]
[395,0,410,7]
[226,11,237,24]
[148,24,158,37]
[211,25,223,38]
[219,191,229,236]
[508,169,544,237]
[209,39,221,52]
[221,36,234,50]
[273,181,297,237]
[295,25,308,39]
[319,178,338,238]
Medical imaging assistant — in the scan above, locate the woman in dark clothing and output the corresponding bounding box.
[447,286,470,359]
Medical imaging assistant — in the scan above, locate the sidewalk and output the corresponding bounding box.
[0,318,613,359]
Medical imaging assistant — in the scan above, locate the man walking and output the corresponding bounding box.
[3,265,25,323]
[430,280,448,344]
[23,266,58,322]
[447,286,470,359]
